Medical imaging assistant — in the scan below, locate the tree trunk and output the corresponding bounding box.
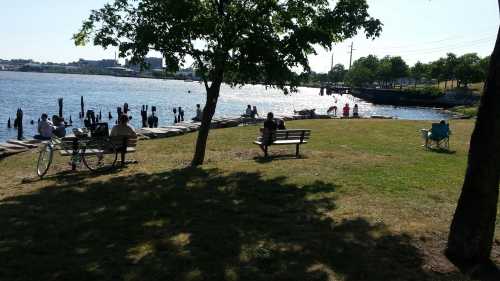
[445,80,448,89]
[191,80,222,166]
[446,24,500,274]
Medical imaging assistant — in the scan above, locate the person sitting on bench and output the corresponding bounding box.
[277,119,286,130]
[260,112,277,152]
[111,114,137,138]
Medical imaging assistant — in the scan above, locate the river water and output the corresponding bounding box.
[0,71,449,142]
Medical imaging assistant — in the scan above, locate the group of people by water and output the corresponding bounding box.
[29,99,362,142]
[34,114,67,140]
[33,111,138,141]
[242,105,260,119]
[327,103,360,118]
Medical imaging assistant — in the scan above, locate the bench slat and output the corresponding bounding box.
[60,147,136,156]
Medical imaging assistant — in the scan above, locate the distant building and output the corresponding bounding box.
[126,57,163,71]
[175,68,200,80]
[77,59,119,68]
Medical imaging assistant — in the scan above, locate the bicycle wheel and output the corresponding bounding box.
[82,138,118,172]
[37,143,53,178]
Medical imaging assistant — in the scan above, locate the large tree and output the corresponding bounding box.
[389,56,409,88]
[455,53,483,88]
[346,54,379,87]
[75,0,381,165]
[410,61,427,88]
[328,64,348,83]
[428,58,446,87]
[446,2,500,277]
[444,52,458,88]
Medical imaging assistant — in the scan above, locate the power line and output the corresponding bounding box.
[377,38,495,55]
[367,26,498,50]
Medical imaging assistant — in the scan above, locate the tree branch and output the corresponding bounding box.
[191,50,210,92]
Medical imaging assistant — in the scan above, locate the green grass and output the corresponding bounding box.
[0,119,496,280]
[451,106,479,118]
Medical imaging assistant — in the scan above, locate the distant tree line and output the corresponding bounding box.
[304,53,490,89]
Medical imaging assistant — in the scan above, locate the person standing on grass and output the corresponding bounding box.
[343,103,350,118]
[259,112,277,152]
[353,104,359,118]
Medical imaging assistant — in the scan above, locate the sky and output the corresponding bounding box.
[0,0,498,73]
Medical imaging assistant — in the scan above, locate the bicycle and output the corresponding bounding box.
[36,134,118,178]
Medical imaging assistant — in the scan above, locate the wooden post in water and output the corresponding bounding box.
[69,115,73,125]
[16,108,23,140]
[58,98,63,118]
[80,96,85,119]
[108,112,112,119]
[151,106,158,128]
[7,117,11,128]
[141,105,147,127]
[117,107,123,125]
[124,103,129,114]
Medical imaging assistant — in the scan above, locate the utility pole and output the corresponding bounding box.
[348,42,355,69]
[330,52,334,72]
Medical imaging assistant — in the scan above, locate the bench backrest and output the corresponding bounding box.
[261,129,311,142]
[56,136,138,150]
[109,136,138,148]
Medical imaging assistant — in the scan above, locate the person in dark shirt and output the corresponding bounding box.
[260,112,277,153]
[277,119,286,130]
[263,112,277,131]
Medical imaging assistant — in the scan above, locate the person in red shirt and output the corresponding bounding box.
[343,103,350,118]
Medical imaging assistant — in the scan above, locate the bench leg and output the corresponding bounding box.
[121,151,126,166]
[264,146,268,157]
[296,144,300,157]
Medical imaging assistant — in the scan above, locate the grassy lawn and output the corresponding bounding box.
[0,119,498,281]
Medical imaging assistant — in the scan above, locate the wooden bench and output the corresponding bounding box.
[59,136,138,165]
[253,129,311,157]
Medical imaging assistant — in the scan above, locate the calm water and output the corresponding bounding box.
[0,71,449,142]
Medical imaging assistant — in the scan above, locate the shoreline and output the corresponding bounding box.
[0,114,396,160]
[0,112,470,160]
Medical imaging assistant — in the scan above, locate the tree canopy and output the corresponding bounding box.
[343,53,489,88]
[76,0,382,92]
[76,0,382,165]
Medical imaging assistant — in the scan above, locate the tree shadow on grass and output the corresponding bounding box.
[253,154,309,163]
[0,168,466,281]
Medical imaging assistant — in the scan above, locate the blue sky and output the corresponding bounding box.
[0,0,498,73]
